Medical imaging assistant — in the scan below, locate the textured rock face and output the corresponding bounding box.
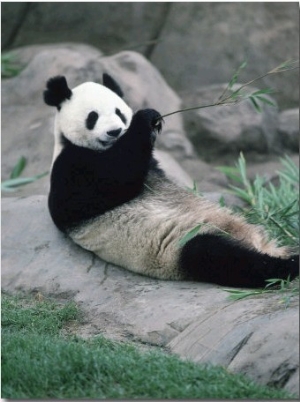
[151,2,299,108]
[2,196,299,396]
[278,109,299,152]
[182,84,281,161]
[2,2,299,107]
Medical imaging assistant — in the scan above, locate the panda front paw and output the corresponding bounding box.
[133,109,163,138]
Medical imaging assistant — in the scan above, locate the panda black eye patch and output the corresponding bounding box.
[86,111,99,130]
[115,108,127,125]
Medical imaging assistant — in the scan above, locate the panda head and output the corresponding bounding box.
[44,74,133,151]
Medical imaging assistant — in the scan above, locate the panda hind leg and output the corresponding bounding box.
[179,233,299,288]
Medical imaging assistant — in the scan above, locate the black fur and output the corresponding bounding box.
[116,108,127,125]
[49,109,163,232]
[103,73,124,98]
[44,76,72,109]
[86,111,99,130]
[180,233,299,288]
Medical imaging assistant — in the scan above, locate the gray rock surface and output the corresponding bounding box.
[2,195,299,396]
[182,84,282,162]
[278,108,299,152]
[2,2,299,108]
[151,2,299,109]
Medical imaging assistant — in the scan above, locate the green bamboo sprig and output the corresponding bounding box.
[159,59,299,119]
[217,153,299,249]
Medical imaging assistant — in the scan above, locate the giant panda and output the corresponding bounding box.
[44,74,299,288]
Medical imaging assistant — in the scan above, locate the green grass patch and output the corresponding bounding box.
[1,292,294,399]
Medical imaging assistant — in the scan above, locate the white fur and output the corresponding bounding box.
[52,82,133,164]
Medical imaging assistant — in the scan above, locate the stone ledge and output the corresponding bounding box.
[2,195,298,395]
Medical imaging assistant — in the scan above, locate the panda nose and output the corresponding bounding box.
[107,128,122,138]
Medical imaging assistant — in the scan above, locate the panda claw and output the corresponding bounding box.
[153,117,163,133]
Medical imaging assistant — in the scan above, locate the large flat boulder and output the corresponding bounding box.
[2,195,298,396]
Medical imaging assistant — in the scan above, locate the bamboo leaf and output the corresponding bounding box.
[1,172,48,191]
[228,61,247,89]
[178,224,202,247]
[219,196,226,207]
[249,96,262,113]
[255,95,276,107]
[216,166,243,183]
[251,88,275,96]
[10,156,27,179]
[223,288,264,301]
[229,186,254,204]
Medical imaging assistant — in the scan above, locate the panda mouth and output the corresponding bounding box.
[98,132,121,147]
[98,138,117,147]
[98,140,109,146]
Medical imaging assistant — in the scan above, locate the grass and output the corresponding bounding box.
[1,292,295,399]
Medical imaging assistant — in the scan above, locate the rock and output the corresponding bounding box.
[227,310,299,394]
[1,3,167,58]
[150,2,299,109]
[181,84,281,162]
[278,109,299,152]
[168,302,299,396]
[245,154,299,183]
[2,3,298,108]
[154,150,193,188]
[2,195,299,396]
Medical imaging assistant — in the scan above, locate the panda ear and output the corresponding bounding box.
[43,76,72,109]
[102,73,124,98]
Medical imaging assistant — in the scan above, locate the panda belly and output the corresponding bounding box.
[68,177,289,281]
[68,194,185,280]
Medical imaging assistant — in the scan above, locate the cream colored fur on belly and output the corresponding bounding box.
[69,175,290,280]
